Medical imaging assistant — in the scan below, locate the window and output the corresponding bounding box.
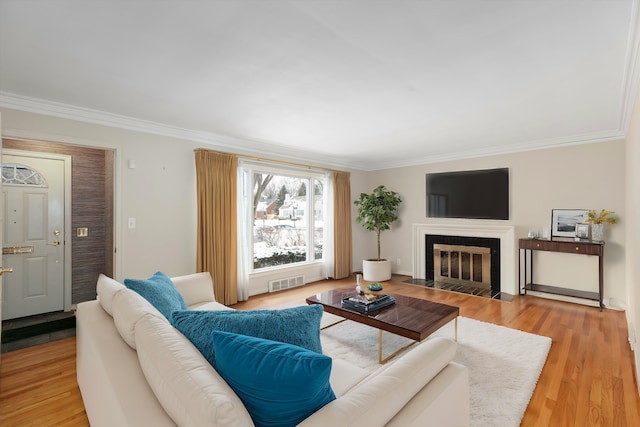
[241,162,327,271]
[1,164,46,186]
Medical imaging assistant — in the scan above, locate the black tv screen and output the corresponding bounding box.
[426,168,509,220]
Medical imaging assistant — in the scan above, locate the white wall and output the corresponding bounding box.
[360,141,627,307]
[1,107,199,281]
[625,85,640,392]
[349,169,370,272]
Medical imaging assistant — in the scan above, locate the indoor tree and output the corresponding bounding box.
[354,185,402,281]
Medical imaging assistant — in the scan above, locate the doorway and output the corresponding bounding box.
[2,138,114,317]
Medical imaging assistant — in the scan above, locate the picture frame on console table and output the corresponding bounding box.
[575,223,591,240]
[551,209,588,238]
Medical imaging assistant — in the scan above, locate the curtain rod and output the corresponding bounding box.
[194,148,347,174]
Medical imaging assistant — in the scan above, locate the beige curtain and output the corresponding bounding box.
[195,149,238,305]
[332,171,352,279]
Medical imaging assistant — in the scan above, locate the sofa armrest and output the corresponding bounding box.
[171,272,216,306]
[76,300,177,427]
[386,362,469,427]
[298,337,457,427]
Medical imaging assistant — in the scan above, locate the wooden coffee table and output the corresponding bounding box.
[306,288,459,364]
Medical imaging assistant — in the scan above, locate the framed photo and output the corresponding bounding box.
[575,223,591,239]
[551,209,588,238]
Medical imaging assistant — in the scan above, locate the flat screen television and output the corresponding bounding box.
[426,168,509,220]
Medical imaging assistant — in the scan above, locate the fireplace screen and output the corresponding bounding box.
[434,244,491,290]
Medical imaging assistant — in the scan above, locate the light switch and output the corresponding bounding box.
[128,218,136,229]
[77,227,89,237]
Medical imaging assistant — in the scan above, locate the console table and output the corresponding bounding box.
[519,238,604,311]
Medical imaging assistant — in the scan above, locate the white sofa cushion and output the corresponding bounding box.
[329,359,369,397]
[386,362,470,427]
[134,314,254,427]
[76,300,177,427]
[171,272,216,306]
[298,337,457,426]
[112,288,166,349]
[190,301,231,311]
[96,273,125,316]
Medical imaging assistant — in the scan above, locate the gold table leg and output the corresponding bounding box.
[320,318,347,330]
[324,317,458,365]
[378,316,458,364]
[455,316,458,342]
[378,329,417,364]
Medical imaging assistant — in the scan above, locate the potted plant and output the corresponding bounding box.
[584,209,618,242]
[354,185,402,281]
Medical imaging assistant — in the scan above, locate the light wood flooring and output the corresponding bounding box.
[1,274,639,426]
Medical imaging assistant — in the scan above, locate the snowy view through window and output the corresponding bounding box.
[253,172,324,270]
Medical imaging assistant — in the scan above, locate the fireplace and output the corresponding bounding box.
[412,224,516,296]
[426,235,501,297]
[434,244,490,286]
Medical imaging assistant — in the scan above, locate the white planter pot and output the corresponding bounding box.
[362,259,392,282]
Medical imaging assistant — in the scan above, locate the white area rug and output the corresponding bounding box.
[320,315,552,427]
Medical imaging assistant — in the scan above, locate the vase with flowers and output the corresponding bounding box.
[584,209,618,242]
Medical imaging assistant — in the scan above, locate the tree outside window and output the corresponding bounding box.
[251,171,325,269]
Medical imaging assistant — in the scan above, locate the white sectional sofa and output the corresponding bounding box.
[76,272,470,427]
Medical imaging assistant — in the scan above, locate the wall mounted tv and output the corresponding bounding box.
[426,168,509,220]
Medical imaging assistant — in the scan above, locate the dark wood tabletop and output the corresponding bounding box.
[306,287,459,341]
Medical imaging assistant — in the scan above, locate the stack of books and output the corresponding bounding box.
[341,293,396,313]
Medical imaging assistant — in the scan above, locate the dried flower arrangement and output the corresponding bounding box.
[585,209,618,225]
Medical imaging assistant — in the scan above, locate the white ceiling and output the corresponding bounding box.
[1,0,638,170]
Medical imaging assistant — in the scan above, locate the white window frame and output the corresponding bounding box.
[239,160,328,273]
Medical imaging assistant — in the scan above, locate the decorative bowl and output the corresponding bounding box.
[367,282,383,291]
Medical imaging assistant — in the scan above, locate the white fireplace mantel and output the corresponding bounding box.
[412,223,517,295]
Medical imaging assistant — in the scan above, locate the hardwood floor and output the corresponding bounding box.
[1,274,639,426]
[0,336,87,426]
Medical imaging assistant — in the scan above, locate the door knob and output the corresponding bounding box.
[0,267,14,276]
[47,241,61,246]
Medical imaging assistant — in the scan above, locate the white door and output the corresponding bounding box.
[1,152,66,320]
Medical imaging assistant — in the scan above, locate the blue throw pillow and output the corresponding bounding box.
[171,305,323,367]
[212,331,335,427]
[124,271,187,320]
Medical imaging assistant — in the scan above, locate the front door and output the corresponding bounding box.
[1,152,67,320]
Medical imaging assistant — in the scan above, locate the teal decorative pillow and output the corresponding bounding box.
[124,271,187,320]
[212,331,335,427]
[171,305,323,367]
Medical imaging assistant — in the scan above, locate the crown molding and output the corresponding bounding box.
[366,130,627,171]
[0,89,632,172]
[0,92,361,171]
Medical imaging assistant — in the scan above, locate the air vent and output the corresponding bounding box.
[269,275,304,292]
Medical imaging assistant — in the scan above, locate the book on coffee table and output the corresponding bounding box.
[346,293,390,304]
[341,293,396,313]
